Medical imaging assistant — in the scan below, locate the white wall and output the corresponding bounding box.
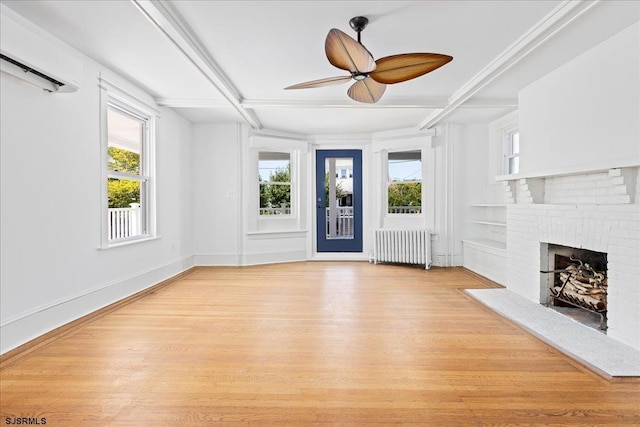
[0,45,193,354]
[192,123,242,265]
[519,22,640,176]
[428,123,491,267]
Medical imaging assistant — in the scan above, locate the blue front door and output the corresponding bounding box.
[316,150,363,252]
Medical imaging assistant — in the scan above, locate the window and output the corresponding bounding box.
[507,131,520,174]
[388,150,422,214]
[259,152,291,215]
[105,101,153,243]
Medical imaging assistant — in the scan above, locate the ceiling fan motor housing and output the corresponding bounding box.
[349,16,369,33]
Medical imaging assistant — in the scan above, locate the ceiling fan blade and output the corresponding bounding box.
[325,28,376,74]
[369,53,453,84]
[285,75,352,90]
[347,77,386,104]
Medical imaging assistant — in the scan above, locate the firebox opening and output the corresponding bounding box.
[542,244,608,333]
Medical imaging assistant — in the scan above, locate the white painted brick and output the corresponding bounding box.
[614,185,630,195]
[611,282,640,298]
[607,261,640,275]
[608,244,640,258]
[596,180,614,188]
[613,238,640,250]
[506,168,640,350]
[616,220,640,230]
[610,176,625,185]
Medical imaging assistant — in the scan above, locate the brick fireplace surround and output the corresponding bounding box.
[503,167,640,351]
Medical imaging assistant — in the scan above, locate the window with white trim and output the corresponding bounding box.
[258,151,291,216]
[104,98,154,244]
[387,150,422,214]
[507,130,520,174]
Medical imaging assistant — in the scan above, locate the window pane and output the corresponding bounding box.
[258,152,291,216]
[107,107,143,175]
[388,151,421,182]
[259,183,290,215]
[510,132,520,155]
[509,156,520,175]
[259,152,290,182]
[388,151,422,214]
[107,178,144,240]
[388,182,422,214]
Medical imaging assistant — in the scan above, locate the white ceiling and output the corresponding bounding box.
[3,0,639,135]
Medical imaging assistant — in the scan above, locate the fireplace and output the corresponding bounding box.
[504,167,640,351]
[541,244,608,331]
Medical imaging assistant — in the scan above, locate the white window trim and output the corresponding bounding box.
[506,129,520,175]
[99,78,157,249]
[491,110,520,176]
[385,149,425,216]
[258,149,296,219]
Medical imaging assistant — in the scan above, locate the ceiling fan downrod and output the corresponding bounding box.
[349,16,368,44]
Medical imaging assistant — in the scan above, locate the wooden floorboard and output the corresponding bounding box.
[1,262,639,426]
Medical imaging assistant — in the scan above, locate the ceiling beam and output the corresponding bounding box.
[155,98,231,108]
[155,97,518,110]
[241,99,447,109]
[131,0,261,129]
[418,0,601,130]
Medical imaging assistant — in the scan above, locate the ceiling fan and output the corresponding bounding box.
[285,16,453,104]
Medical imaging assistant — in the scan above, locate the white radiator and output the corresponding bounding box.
[373,229,431,269]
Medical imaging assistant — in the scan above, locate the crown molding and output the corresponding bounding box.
[131,0,261,129]
[418,0,601,129]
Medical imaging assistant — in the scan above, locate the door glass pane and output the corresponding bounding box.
[325,157,353,240]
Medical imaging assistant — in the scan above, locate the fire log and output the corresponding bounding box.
[556,287,606,311]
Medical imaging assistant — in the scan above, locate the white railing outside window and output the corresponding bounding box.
[388,206,422,214]
[259,204,292,216]
[108,203,141,240]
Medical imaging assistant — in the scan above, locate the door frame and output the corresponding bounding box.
[308,148,370,261]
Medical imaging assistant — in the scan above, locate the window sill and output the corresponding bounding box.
[258,215,294,220]
[99,235,160,250]
[246,230,308,240]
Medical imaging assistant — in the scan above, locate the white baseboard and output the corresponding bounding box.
[241,250,307,266]
[194,251,308,267]
[0,256,195,355]
[193,254,240,266]
[431,254,464,267]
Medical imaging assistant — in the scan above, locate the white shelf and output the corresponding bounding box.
[470,220,507,227]
[470,203,506,207]
[462,239,506,251]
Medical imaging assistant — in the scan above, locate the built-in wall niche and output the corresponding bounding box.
[541,243,608,331]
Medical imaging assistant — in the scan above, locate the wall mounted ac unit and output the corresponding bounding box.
[0,6,82,93]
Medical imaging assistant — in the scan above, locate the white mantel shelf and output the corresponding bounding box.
[495,159,640,182]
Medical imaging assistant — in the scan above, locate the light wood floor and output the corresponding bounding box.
[1,262,639,426]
